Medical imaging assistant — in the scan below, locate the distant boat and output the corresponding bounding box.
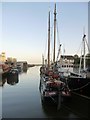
[0,63,11,77]
[9,68,18,75]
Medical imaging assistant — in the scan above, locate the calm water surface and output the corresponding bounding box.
[2,66,81,118]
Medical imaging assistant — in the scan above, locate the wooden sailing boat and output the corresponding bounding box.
[79,32,90,78]
[39,4,71,107]
[57,31,90,79]
[67,33,90,98]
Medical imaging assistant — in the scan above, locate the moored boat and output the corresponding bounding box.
[39,74,71,104]
[40,4,71,108]
[8,68,18,75]
[0,63,11,78]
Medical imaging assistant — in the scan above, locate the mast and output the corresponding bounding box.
[53,3,57,63]
[42,54,44,65]
[79,47,82,75]
[83,34,86,70]
[48,11,50,69]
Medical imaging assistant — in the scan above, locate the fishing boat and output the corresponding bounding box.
[39,4,71,108]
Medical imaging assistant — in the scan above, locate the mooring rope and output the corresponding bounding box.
[69,82,90,92]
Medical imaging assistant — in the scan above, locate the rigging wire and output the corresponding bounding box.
[44,35,48,60]
[56,20,61,61]
[50,21,54,62]
[75,40,83,56]
[85,37,90,53]
[56,21,60,46]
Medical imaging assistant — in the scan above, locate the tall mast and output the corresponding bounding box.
[53,3,57,63]
[48,11,50,69]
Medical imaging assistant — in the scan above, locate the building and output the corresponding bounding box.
[17,61,28,70]
[0,54,2,63]
[7,57,17,63]
[0,52,6,63]
[60,55,74,67]
[7,57,13,63]
[12,58,17,63]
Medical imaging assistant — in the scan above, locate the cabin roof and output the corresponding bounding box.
[61,55,74,60]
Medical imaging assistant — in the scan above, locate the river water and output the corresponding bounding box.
[1,66,82,118]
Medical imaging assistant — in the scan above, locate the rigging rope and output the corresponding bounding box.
[44,38,47,60]
[56,21,61,61]
[75,40,83,55]
[51,22,54,62]
[85,37,90,53]
[56,21,60,46]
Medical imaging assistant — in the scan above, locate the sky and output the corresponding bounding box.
[89,1,90,47]
[0,2,88,64]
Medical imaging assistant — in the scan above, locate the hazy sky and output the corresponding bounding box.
[1,2,88,63]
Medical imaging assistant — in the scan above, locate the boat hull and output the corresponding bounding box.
[63,91,90,119]
[67,77,90,97]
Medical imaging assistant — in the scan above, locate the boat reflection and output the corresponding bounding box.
[23,68,28,73]
[41,99,74,118]
[0,68,27,87]
[0,78,7,87]
[7,73,19,86]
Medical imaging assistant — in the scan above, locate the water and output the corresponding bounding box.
[1,66,82,118]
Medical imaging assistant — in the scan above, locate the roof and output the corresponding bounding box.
[61,55,74,60]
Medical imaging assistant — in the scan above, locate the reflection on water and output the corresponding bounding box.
[23,68,28,73]
[7,74,19,86]
[43,107,77,119]
[2,66,81,118]
[1,73,19,87]
[0,78,6,87]
[1,68,28,87]
[41,100,72,118]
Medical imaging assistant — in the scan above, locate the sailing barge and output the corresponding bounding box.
[39,4,71,106]
[39,3,90,119]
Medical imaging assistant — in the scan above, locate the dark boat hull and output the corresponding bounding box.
[59,76,90,119]
[63,91,90,119]
[67,77,90,97]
